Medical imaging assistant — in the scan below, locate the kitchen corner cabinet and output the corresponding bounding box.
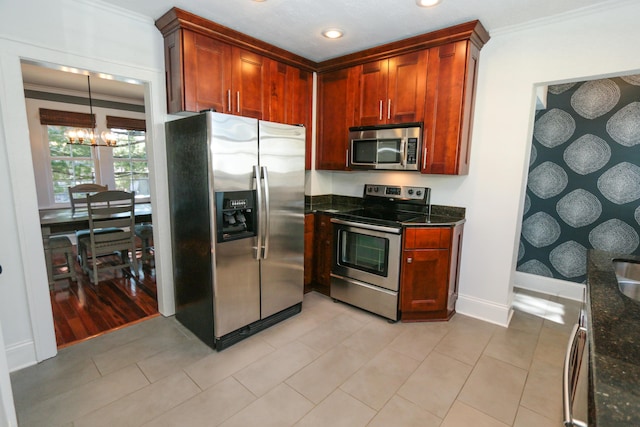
[313,213,333,296]
[304,213,314,293]
[354,51,428,126]
[422,40,480,175]
[400,223,464,321]
[316,68,357,170]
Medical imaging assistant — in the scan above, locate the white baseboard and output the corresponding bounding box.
[456,293,514,327]
[6,340,37,372]
[513,271,585,301]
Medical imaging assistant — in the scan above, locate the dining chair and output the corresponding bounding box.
[44,235,77,288]
[69,183,121,269]
[80,190,138,284]
[68,183,108,215]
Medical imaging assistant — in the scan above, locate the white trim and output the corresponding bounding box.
[514,271,586,302]
[4,340,36,374]
[0,320,17,427]
[455,292,514,327]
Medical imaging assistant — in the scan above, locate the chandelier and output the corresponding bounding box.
[64,75,118,147]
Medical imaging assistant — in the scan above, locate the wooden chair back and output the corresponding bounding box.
[68,183,108,215]
[84,190,138,283]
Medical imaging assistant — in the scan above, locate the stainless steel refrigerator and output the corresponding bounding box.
[165,111,305,350]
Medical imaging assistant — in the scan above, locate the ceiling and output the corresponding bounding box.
[21,0,621,101]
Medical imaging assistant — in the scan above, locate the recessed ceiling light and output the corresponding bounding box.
[322,29,344,39]
[416,0,441,6]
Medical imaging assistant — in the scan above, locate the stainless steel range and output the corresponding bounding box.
[330,184,431,321]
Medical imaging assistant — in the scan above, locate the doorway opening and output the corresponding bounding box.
[21,61,159,348]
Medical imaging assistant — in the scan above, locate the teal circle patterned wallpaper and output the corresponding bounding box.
[518,75,640,283]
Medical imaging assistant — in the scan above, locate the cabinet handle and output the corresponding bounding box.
[407,257,413,264]
[387,99,391,120]
[227,90,231,112]
[237,91,240,113]
[379,100,383,121]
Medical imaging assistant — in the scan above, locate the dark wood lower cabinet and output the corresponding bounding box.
[400,223,464,321]
[312,213,333,296]
[304,214,314,293]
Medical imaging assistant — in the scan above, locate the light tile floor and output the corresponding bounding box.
[10,289,580,426]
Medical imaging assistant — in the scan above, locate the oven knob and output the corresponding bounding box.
[374,186,379,193]
[367,187,372,193]
[407,189,414,195]
[416,190,422,196]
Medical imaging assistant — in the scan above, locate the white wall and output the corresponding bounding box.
[309,0,640,325]
[0,0,172,371]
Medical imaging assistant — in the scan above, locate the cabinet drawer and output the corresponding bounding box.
[404,227,452,249]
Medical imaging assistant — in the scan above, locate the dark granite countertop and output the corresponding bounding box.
[587,250,640,426]
[305,194,465,226]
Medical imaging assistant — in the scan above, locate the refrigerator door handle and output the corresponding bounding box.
[261,166,270,259]
[253,165,262,260]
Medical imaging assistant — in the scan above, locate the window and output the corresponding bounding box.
[39,108,148,206]
[111,128,149,197]
[47,125,96,203]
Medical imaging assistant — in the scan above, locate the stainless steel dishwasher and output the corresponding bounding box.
[562,290,589,427]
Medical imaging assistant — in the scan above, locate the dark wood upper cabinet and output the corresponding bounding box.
[170,30,268,118]
[156,7,315,165]
[269,63,313,169]
[157,9,489,175]
[316,20,489,174]
[316,68,357,171]
[422,40,480,175]
[354,51,428,126]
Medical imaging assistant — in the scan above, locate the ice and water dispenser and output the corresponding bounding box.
[215,190,257,243]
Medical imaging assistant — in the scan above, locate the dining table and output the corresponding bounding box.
[39,202,153,241]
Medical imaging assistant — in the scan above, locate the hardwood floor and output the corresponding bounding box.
[49,253,158,348]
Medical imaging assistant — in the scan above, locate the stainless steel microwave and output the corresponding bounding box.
[348,123,422,171]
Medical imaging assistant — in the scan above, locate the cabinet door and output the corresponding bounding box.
[355,60,388,126]
[423,40,478,175]
[316,68,356,170]
[267,63,313,168]
[232,47,270,119]
[387,51,428,124]
[400,249,450,313]
[313,213,333,296]
[181,30,232,114]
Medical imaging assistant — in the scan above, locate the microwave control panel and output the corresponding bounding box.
[406,138,418,165]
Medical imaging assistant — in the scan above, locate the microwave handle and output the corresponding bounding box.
[345,149,349,168]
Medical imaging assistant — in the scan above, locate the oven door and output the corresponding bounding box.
[331,218,401,291]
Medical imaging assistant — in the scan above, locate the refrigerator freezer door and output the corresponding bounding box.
[208,112,259,193]
[258,121,305,318]
[166,113,217,348]
[208,112,261,338]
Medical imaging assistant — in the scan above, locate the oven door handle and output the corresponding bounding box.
[330,218,402,234]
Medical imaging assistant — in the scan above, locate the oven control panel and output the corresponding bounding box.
[364,184,430,202]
